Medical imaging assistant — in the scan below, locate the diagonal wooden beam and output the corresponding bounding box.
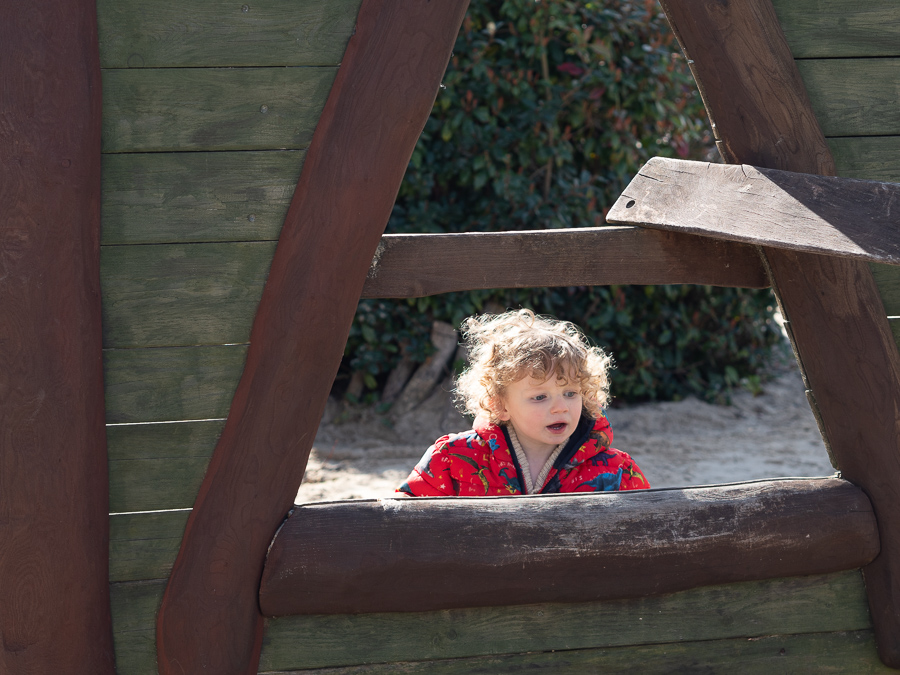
[659,0,900,666]
[0,2,114,672]
[155,1,470,672]
[608,157,900,266]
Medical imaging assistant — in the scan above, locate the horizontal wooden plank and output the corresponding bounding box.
[108,572,872,674]
[104,344,247,423]
[830,136,900,184]
[260,571,870,671]
[108,420,223,513]
[607,157,900,265]
[870,264,900,316]
[798,59,900,137]
[102,67,337,153]
[259,478,878,616]
[98,0,362,68]
[261,630,891,674]
[101,242,275,348]
[771,0,900,58]
[362,227,769,298]
[101,151,301,245]
[109,510,190,582]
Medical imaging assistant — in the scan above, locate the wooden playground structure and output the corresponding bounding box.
[2,0,900,672]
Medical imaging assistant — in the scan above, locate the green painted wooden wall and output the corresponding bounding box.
[100,0,897,672]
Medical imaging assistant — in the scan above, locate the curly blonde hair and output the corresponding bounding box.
[455,309,612,425]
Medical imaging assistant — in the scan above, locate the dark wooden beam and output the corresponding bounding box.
[259,478,878,616]
[155,1,470,673]
[0,2,114,673]
[659,0,900,666]
[362,227,769,298]
[608,157,900,266]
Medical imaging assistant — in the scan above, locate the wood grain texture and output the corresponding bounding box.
[830,137,900,183]
[260,479,877,616]
[155,1,470,673]
[101,151,302,245]
[871,264,900,316]
[770,0,900,58]
[107,572,871,675]
[362,227,768,298]
[0,1,115,672]
[102,67,337,153]
[798,59,900,137]
[608,157,900,265]
[108,420,223,513]
[110,510,191,583]
[104,345,246,423]
[260,631,892,675]
[659,0,900,666]
[98,0,362,68]
[261,571,870,671]
[101,241,275,348]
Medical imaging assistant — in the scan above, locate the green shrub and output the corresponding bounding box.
[341,0,781,403]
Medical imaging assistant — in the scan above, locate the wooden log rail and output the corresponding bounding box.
[607,157,900,266]
[259,478,878,616]
[361,227,769,298]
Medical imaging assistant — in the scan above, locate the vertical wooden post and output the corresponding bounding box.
[0,1,114,672]
[155,1,470,672]
[658,0,900,666]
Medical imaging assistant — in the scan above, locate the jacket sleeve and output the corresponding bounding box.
[396,441,455,496]
[618,454,650,491]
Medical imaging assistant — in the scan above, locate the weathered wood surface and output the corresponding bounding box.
[98,0,362,68]
[104,344,246,423]
[102,67,336,153]
[831,137,900,184]
[260,571,870,671]
[608,157,900,266]
[260,478,877,616]
[261,631,891,674]
[363,227,768,297]
[871,264,900,315]
[659,0,900,666]
[101,151,301,245]
[0,1,115,672]
[101,241,275,348]
[770,0,900,58]
[155,1,471,672]
[108,420,222,513]
[798,59,900,137]
[110,572,871,674]
[110,511,191,583]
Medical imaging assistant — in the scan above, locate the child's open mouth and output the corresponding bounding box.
[547,422,567,432]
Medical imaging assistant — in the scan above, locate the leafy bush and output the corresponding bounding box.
[341,0,781,403]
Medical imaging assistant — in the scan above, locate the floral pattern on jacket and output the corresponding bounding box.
[397,415,648,496]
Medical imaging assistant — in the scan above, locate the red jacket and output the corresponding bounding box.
[398,415,648,496]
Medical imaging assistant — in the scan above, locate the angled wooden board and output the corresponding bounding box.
[98,0,363,68]
[155,1,472,672]
[101,151,302,245]
[607,157,900,265]
[102,67,337,153]
[659,0,900,666]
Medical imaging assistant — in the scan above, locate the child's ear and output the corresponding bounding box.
[490,397,511,422]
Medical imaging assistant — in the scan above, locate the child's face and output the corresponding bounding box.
[496,370,583,457]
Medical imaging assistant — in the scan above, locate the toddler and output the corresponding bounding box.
[398,309,648,496]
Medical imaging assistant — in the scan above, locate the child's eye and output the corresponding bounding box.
[564,391,579,398]
[533,394,547,401]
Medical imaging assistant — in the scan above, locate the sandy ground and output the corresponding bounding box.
[296,347,836,503]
